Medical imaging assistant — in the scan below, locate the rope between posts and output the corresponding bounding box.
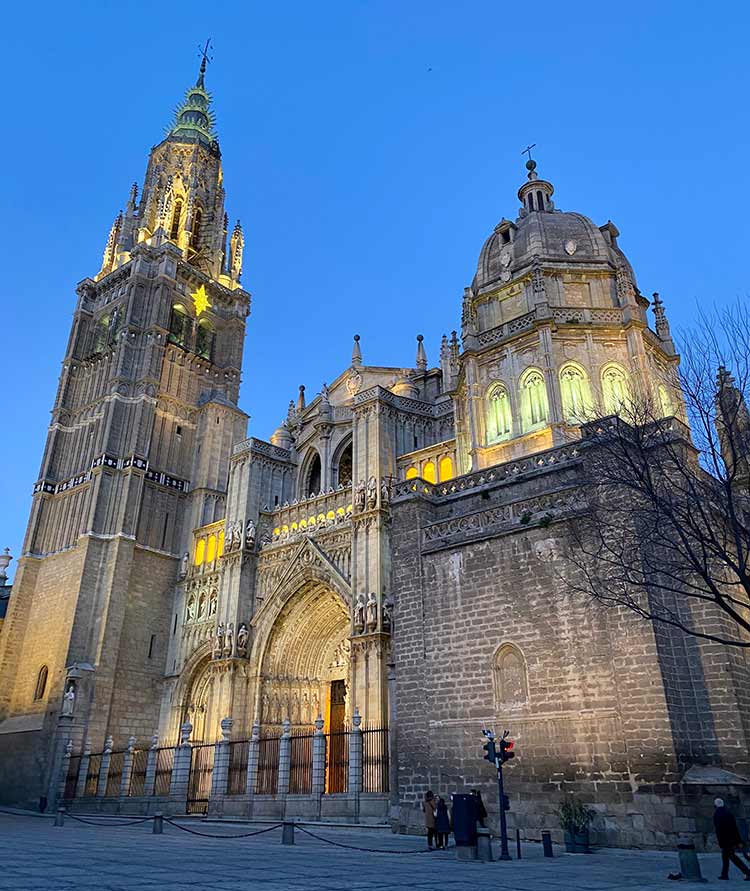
[0,808,51,819]
[65,813,155,827]
[295,824,440,854]
[163,819,284,839]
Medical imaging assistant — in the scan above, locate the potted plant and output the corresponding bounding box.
[556,795,595,853]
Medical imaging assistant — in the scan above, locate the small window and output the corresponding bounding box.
[176,425,182,436]
[191,208,203,249]
[413,434,418,450]
[148,634,156,659]
[500,229,511,245]
[537,191,544,211]
[169,304,191,348]
[423,461,436,484]
[405,466,418,480]
[33,665,48,701]
[196,320,215,360]
[170,199,183,242]
[439,456,454,481]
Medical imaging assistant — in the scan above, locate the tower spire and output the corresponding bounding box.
[169,43,217,150]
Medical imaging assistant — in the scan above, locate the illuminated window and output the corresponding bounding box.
[601,364,631,416]
[405,467,418,480]
[206,535,216,563]
[217,530,224,558]
[487,384,512,443]
[559,364,592,425]
[194,539,205,566]
[439,456,454,481]
[33,665,48,701]
[520,369,548,431]
[658,384,673,418]
[423,461,436,483]
[93,314,110,353]
[169,304,191,348]
[196,319,214,360]
[170,199,183,242]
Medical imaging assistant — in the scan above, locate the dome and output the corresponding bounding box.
[472,162,635,294]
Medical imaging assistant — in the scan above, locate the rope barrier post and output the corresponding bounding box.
[152,812,163,834]
[516,827,522,859]
[542,830,553,857]
[281,820,295,845]
[54,807,65,827]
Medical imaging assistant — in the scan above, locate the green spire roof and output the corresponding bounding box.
[169,56,217,149]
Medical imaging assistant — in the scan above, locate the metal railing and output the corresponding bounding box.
[105,752,125,797]
[227,740,249,795]
[289,732,314,794]
[154,747,175,797]
[63,755,81,800]
[326,730,349,794]
[129,749,148,797]
[83,754,102,797]
[255,736,280,794]
[362,728,389,793]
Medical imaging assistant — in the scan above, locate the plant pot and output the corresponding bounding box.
[564,828,590,853]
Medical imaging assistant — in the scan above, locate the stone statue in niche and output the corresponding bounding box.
[354,479,366,511]
[186,596,197,622]
[500,650,527,703]
[380,478,390,506]
[366,592,378,632]
[214,623,224,658]
[179,552,189,578]
[236,623,249,656]
[61,682,76,717]
[382,597,394,631]
[245,520,256,549]
[353,594,365,634]
[366,476,378,510]
[223,622,234,656]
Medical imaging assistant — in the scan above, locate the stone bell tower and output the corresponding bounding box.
[0,52,249,806]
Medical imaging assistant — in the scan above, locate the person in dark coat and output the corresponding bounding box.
[423,790,437,850]
[471,788,488,828]
[714,798,750,881]
[435,796,451,849]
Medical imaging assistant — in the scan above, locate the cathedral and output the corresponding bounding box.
[0,57,748,848]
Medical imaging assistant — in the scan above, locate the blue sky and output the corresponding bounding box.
[1,0,748,576]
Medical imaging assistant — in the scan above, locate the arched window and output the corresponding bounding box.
[601,364,631,416]
[334,440,353,487]
[33,665,48,701]
[305,452,322,497]
[520,369,549,431]
[93,314,110,353]
[487,384,512,443]
[536,191,545,211]
[195,319,214,360]
[169,304,191,348]
[191,208,203,249]
[559,363,592,425]
[423,461,436,484]
[492,644,528,708]
[658,383,673,418]
[170,199,183,242]
[439,456,454,481]
[217,530,225,558]
[194,539,205,566]
[405,466,418,480]
[206,534,217,563]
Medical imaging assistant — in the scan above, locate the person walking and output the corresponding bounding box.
[435,796,451,849]
[471,788,488,828]
[423,790,437,850]
[714,798,750,881]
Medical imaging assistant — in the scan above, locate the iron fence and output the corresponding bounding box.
[289,731,314,794]
[104,751,125,797]
[154,747,174,797]
[362,728,389,793]
[326,730,349,793]
[226,740,249,796]
[187,743,215,815]
[128,749,148,797]
[84,754,102,797]
[255,736,279,794]
[63,755,81,800]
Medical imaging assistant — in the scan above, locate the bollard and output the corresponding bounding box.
[516,828,522,859]
[152,812,164,835]
[677,841,706,883]
[476,827,493,862]
[282,821,295,845]
[54,807,65,827]
[542,830,554,857]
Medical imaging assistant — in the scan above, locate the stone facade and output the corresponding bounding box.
[0,66,748,847]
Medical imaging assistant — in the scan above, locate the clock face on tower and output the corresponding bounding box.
[191,284,211,316]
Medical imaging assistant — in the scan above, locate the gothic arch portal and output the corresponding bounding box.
[253,557,351,734]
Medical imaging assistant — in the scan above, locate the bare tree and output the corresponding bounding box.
[565,303,750,648]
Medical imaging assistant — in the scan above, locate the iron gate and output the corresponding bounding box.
[186,743,214,814]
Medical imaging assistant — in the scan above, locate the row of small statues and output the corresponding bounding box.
[271,508,351,541]
[353,592,393,635]
[213,621,249,659]
[354,477,391,512]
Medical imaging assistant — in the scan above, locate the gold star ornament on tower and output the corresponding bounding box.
[191,284,211,316]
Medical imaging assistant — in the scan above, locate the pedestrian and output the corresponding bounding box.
[471,788,488,828]
[435,796,451,849]
[423,790,437,850]
[714,798,750,881]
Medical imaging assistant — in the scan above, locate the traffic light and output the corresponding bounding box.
[482,739,497,764]
[498,737,515,764]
